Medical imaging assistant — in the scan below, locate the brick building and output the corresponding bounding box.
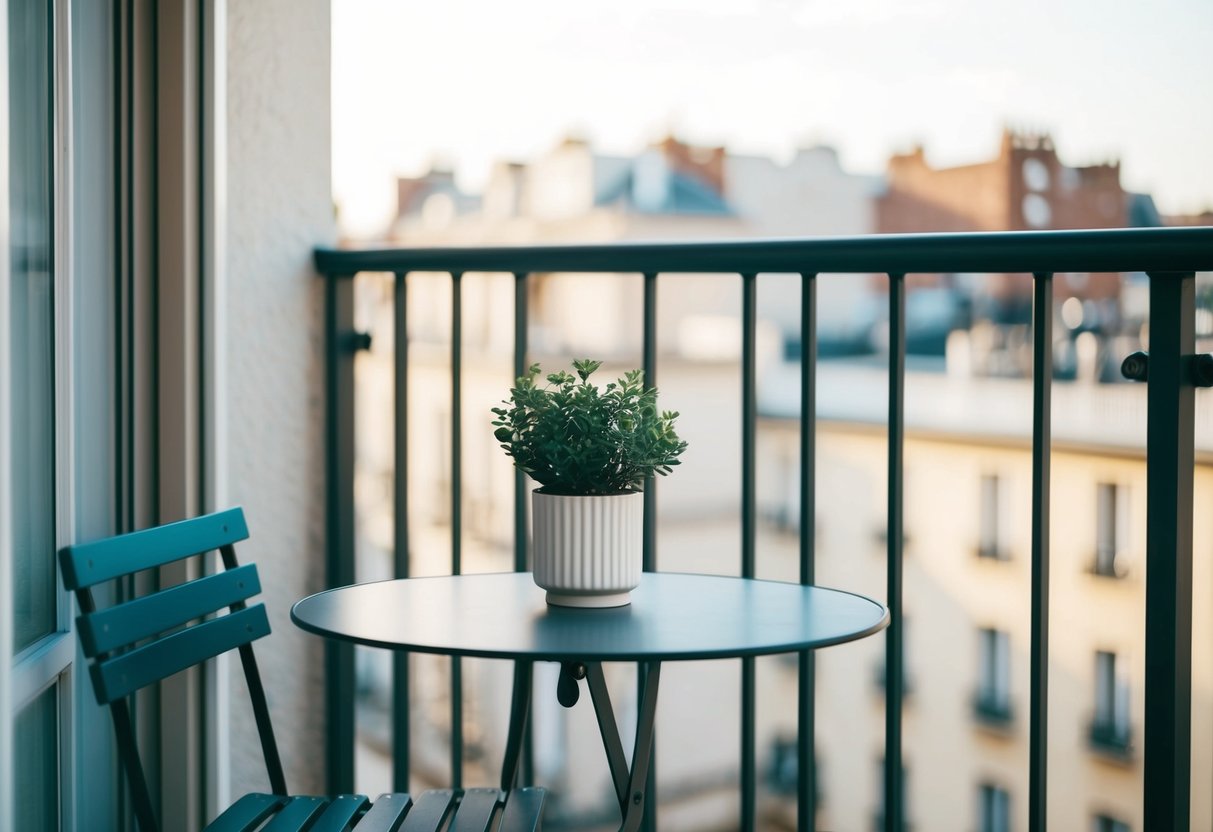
[877,130,1135,311]
[878,129,1128,235]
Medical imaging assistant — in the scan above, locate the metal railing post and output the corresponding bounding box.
[885,273,906,832]
[323,273,357,794]
[798,272,818,831]
[450,271,464,789]
[1144,272,1195,831]
[393,272,411,792]
[1029,273,1053,832]
[740,273,758,830]
[512,271,535,786]
[641,271,659,832]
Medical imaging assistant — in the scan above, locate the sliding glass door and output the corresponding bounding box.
[6,1,121,828]
[8,0,72,828]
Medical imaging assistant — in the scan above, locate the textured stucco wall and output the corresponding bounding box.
[225,0,333,796]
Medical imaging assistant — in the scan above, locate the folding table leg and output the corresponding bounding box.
[584,661,662,832]
[500,660,533,791]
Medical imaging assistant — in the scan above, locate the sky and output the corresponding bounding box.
[332,0,1213,238]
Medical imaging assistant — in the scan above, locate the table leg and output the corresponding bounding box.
[585,661,662,832]
[500,659,533,790]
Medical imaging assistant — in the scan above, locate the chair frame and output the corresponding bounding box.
[61,507,545,832]
[60,508,288,831]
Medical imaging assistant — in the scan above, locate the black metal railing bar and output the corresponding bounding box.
[798,271,818,832]
[323,274,357,795]
[511,272,535,790]
[641,271,659,832]
[315,227,1212,277]
[885,273,906,831]
[741,273,758,830]
[1030,272,1053,832]
[393,271,411,791]
[1144,273,1195,830]
[450,272,465,789]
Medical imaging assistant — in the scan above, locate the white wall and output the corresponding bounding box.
[225,0,333,796]
[726,148,881,335]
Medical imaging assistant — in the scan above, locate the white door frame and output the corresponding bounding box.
[0,0,14,823]
[156,0,229,825]
[201,0,231,819]
[2,0,79,829]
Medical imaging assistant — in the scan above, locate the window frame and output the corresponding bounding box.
[1094,481,1130,578]
[977,472,1010,560]
[1094,650,1130,733]
[978,782,1011,832]
[978,627,1011,707]
[4,1,78,828]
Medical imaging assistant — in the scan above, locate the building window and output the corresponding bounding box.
[1093,814,1129,832]
[979,783,1011,832]
[974,628,1013,725]
[765,737,820,805]
[1089,651,1132,757]
[977,474,1009,559]
[1094,483,1129,577]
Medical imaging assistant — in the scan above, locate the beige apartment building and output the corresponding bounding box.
[759,365,1213,832]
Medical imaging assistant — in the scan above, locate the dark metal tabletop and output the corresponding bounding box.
[291,572,888,662]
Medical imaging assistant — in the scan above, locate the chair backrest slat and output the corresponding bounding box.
[60,507,249,590]
[90,604,271,704]
[78,563,261,657]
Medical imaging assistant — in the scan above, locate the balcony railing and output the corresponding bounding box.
[315,226,1213,832]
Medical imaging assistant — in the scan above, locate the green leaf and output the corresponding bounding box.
[490,359,687,495]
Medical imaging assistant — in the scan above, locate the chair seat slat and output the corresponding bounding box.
[498,788,545,832]
[356,792,417,830]
[392,790,453,831]
[79,563,261,656]
[450,789,504,832]
[60,507,249,589]
[204,793,285,832]
[309,794,371,832]
[91,605,271,703]
[262,796,329,832]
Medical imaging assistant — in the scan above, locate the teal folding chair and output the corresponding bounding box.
[60,507,545,832]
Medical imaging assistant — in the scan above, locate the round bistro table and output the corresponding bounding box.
[292,571,888,832]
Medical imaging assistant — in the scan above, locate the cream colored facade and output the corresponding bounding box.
[780,423,1213,832]
[751,362,1213,831]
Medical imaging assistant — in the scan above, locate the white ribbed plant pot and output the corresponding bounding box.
[532,490,643,608]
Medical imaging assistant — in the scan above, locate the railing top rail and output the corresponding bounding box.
[315,227,1213,278]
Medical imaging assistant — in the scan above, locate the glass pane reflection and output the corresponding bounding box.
[14,683,60,830]
[10,0,57,652]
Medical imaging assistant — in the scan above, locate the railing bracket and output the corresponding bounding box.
[347,330,373,352]
[1121,351,1149,382]
[1190,354,1213,387]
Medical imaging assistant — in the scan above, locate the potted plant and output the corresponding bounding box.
[492,359,687,607]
